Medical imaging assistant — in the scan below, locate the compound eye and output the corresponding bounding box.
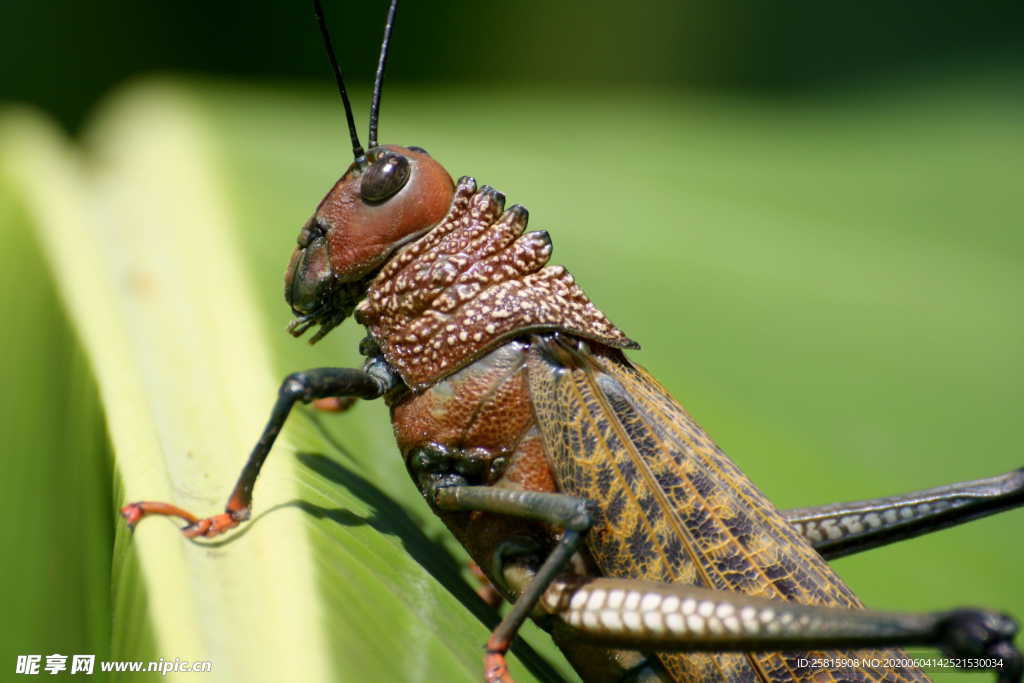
[360,152,411,203]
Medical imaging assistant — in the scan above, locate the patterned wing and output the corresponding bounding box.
[525,334,927,682]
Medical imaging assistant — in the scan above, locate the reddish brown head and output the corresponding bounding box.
[286,0,454,342]
[285,145,454,342]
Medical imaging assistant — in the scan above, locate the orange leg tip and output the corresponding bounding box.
[484,651,513,683]
[116,501,240,538]
[312,396,358,413]
[476,584,503,608]
[469,562,504,608]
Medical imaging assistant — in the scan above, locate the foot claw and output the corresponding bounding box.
[940,609,1021,681]
[484,651,513,683]
[990,640,1023,683]
[120,503,145,529]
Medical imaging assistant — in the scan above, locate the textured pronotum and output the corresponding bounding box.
[356,176,637,388]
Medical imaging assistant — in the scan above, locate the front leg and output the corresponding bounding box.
[121,367,389,538]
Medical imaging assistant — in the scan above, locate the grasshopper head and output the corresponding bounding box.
[285,1,453,343]
[284,144,453,342]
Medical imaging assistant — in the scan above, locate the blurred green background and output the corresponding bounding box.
[4,0,1024,131]
[2,1,1022,681]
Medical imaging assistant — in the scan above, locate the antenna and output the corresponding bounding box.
[313,0,366,164]
[368,0,399,150]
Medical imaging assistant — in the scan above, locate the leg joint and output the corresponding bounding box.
[563,498,593,532]
[280,372,313,402]
[278,367,388,404]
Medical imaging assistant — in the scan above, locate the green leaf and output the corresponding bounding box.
[0,112,114,676]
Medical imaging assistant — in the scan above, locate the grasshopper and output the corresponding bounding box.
[121,1,1024,681]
